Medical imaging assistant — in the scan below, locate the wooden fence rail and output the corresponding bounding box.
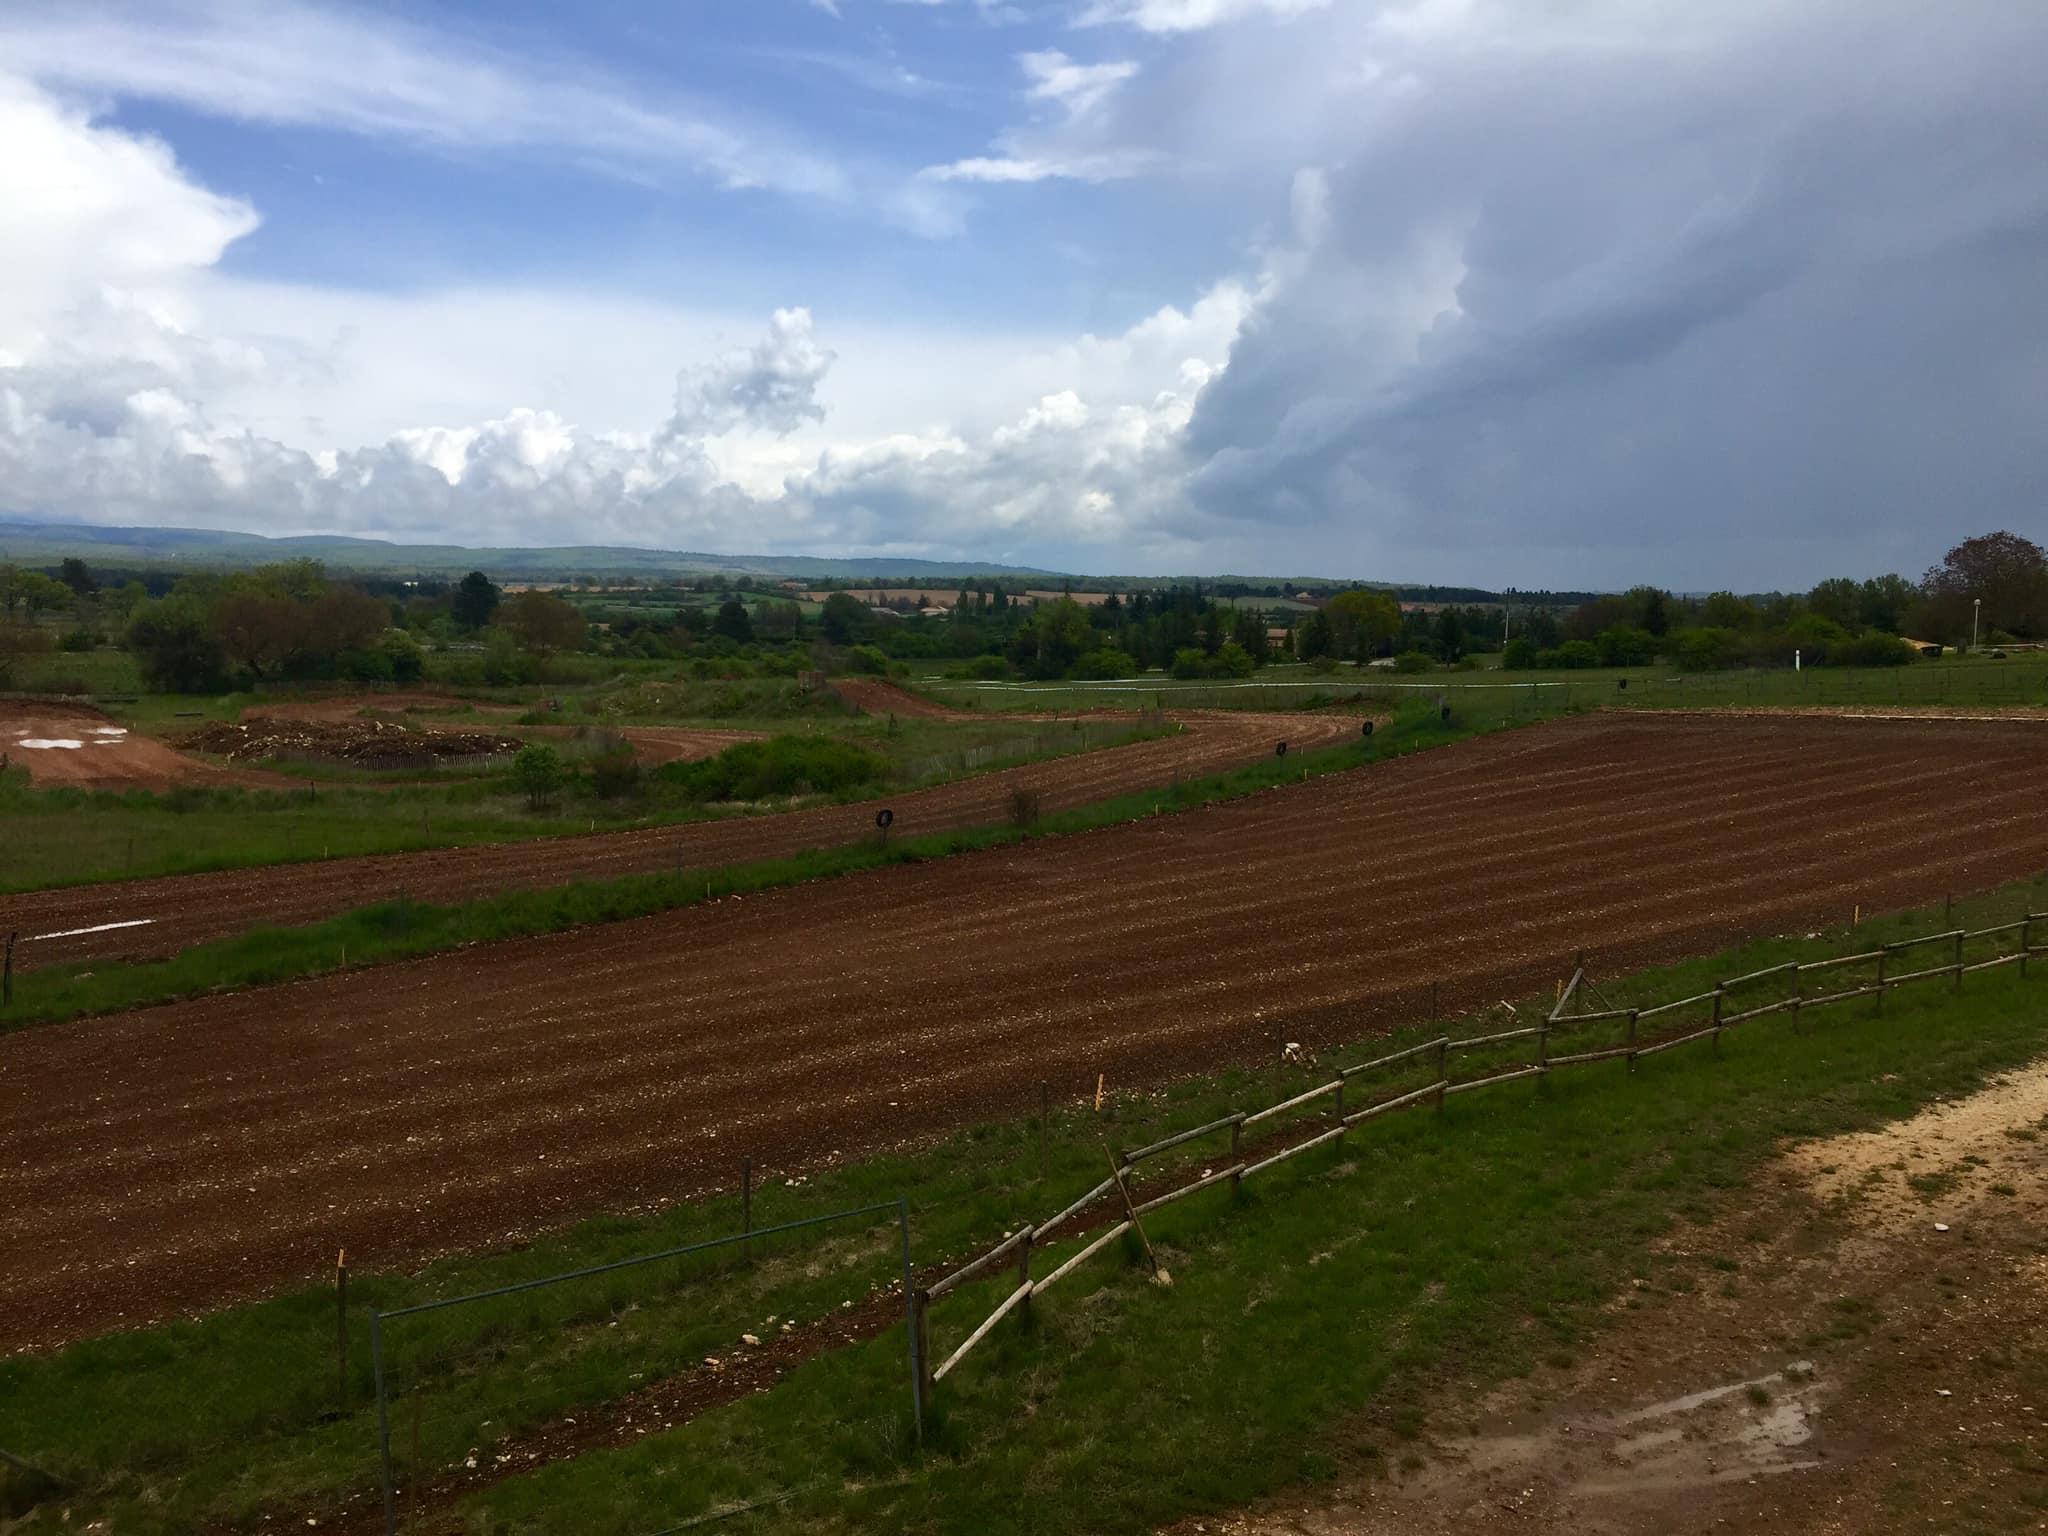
[909,913,2048,1410]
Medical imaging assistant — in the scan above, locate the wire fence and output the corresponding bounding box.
[365,1200,919,1536]
[911,911,2047,1408]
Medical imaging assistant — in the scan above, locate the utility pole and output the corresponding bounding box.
[1972,597,1981,651]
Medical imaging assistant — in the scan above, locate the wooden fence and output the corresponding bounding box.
[910,911,2046,1410]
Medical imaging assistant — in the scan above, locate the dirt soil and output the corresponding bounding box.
[1172,1059,2048,1535]
[0,702,292,791]
[0,707,1350,971]
[5,714,2048,1351]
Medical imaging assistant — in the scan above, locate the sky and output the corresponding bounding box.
[1,0,2044,589]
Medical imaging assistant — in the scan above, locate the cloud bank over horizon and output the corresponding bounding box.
[1,1,2043,588]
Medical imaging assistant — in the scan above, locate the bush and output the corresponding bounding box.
[511,743,568,810]
[381,629,426,682]
[1538,640,1601,670]
[590,744,642,798]
[656,735,888,802]
[1069,648,1136,681]
[1008,786,1042,829]
[968,654,1011,681]
[846,644,889,675]
[1501,637,1538,670]
[1595,626,1658,667]
[1308,654,1340,675]
[1669,626,1745,672]
[59,629,99,653]
[1826,632,1915,668]
[1392,651,1434,674]
[1171,643,1255,680]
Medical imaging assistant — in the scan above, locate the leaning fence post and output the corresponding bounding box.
[1016,1226,1034,1317]
[336,1250,350,1414]
[896,1198,923,1445]
[371,1310,396,1536]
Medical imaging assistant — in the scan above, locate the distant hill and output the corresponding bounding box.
[0,519,1063,582]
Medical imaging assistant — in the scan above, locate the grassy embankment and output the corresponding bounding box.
[924,650,2048,715]
[4,876,2044,1532]
[0,703,1447,1030]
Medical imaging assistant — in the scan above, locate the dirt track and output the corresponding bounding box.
[5,713,2048,1350]
[0,708,1350,970]
[0,702,296,792]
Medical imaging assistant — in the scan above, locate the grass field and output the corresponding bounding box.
[922,651,2048,716]
[5,875,2044,1533]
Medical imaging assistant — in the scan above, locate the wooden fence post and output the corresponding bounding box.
[1875,947,1887,1013]
[1954,929,1965,991]
[741,1158,753,1261]
[1711,986,1725,1053]
[1333,1076,1345,1141]
[2,931,13,1008]
[335,1250,350,1413]
[2024,916,2034,978]
[913,1288,933,1408]
[1625,1009,1639,1072]
[1017,1228,1034,1318]
[1229,1117,1243,1191]
[1434,1038,1448,1112]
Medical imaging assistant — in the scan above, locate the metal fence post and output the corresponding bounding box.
[1434,1037,1448,1112]
[1875,947,1888,1013]
[1625,1009,1639,1072]
[370,1310,396,1536]
[2024,915,2034,978]
[896,1197,923,1446]
[742,1157,753,1261]
[1711,986,1725,1053]
[1954,929,1965,990]
[1229,1116,1243,1190]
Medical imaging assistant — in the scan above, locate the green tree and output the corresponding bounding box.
[820,592,868,644]
[1323,589,1402,661]
[511,743,568,809]
[1807,577,1862,631]
[57,558,96,599]
[1297,609,1334,660]
[500,590,587,658]
[451,571,501,631]
[713,597,755,643]
[127,596,229,692]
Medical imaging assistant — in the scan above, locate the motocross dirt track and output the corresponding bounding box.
[6,712,2048,1349]
[0,705,1353,970]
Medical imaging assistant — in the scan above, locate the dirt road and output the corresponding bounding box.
[0,708,1350,970]
[4,713,2048,1350]
[1177,1058,2048,1535]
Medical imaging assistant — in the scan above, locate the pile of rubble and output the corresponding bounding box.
[177,717,526,765]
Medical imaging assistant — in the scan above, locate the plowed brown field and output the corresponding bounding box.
[0,709,1350,970]
[6,713,2048,1350]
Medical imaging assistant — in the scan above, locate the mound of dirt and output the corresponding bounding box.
[177,717,525,766]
